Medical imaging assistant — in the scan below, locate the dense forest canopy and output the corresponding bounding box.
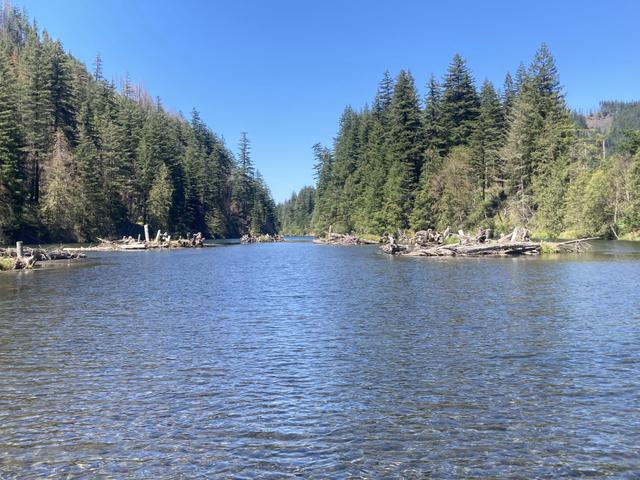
[276,185,315,235]
[0,4,278,243]
[308,45,640,239]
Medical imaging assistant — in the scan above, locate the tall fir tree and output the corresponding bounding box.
[440,54,479,151]
[471,79,505,199]
[423,74,446,156]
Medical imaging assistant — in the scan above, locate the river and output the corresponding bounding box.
[1,239,639,478]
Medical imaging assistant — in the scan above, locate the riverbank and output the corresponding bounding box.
[0,243,85,271]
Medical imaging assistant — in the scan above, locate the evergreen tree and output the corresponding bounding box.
[39,130,82,238]
[231,131,255,234]
[423,74,446,155]
[381,70,423,229]
[502,72,516,118]
[502,43,576,231]
[0,54,24,241]
[148,162,173,231]
[471,79,505,198]
[373,70,394,119]
[440,54,479,150]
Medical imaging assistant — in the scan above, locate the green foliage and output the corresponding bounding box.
[0,5,277,241]
[148,162,173,231]
[311,44,640,240]
[472,80,505,198]
[440,54,479,151]
[277,186,315,235]
[600,101,640,151]
[430,146,476,230]
[0,51,24,242]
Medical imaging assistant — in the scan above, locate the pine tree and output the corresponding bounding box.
[39,130,82,238]
[46,39,76,144]
[430,146,476,229]
[0,54,24,241]
[409,148,441,230]
[231,131,256,234]
[148,162,173,231]
[311,143,336,233]
[502,44,576,231]
[373,70,394,115]
[514,62,528,93]
[20,26,54,204]
[502,72,516,118]
[423,74,446,155]
[440,54,479,150]
[471,79,505,198]
[381,70,423,229]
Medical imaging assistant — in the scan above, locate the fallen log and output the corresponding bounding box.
[545,237,599,253]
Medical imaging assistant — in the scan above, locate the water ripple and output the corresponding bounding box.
[1,241,640,478]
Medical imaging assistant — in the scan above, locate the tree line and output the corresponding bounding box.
[276,186,315,235]
[0,4,277,243]
[309,44,640,239]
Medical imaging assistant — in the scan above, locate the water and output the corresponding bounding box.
[1,240,639,478]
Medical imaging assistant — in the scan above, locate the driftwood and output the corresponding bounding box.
[1,243,85,271]
[383,227,545,257]
[314,232,379,246]
[65,225,206,252]
[240,233,285,244]
[382,226,598,257]
[545,237,599,253]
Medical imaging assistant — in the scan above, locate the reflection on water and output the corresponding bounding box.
[1,240,639,478]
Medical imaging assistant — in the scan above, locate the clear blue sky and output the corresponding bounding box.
[17,0,640,202]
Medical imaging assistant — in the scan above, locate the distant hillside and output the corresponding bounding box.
[584,100,640,150]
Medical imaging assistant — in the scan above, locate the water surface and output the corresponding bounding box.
[1,240,639,478]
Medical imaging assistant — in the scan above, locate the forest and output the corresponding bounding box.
[305,45,640,240]
[0,4,278,244]
[276,186,315,235]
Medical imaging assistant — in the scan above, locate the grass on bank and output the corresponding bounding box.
[0,258,15,271]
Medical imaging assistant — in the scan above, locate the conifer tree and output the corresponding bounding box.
[0,54,24,241]
[423,74,446,155]
[502,72,516,118]
[39,130,82,237]
[440,54,479,150]
[373,70,394,119]
[381,70,423,229]
[148,162,173,231]
[502,44,575,231]
[471,80,505,198]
